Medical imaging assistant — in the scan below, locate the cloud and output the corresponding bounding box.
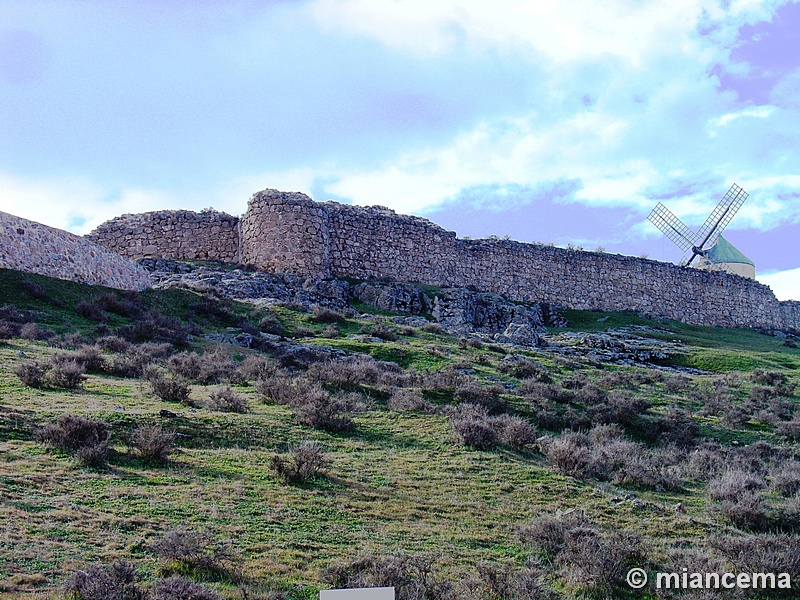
[758,267,800,301]
[309,0,718,63]
[0,171,183,235]
[294,0,800,243]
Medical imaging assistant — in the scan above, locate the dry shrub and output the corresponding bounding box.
[421,322,444,334]
[95,335,130,352]
[717,494,771,532]
[655,407,699,448]
[151,529,229,580]
[454,382,507,414]
[322,553,452,600]
[307,356,383,391]
[35,414,110,466]
[312,305,346,324]
[72,346,107,374]
[64,560,146,600]
[47,357,86,389]
[20,322,52,341]
[517,513,645,596]
[585,390,651,428]
[387,389,434,413]
[0,321,14,340]
[498,355,550,381]
[292,387,355,432]
[493,414,537,450]
[118,311,191,346]
[519,381,574,404]
[775,417,800,442]
[542,432,592,478]
[322,324,340,338]
[543,427,681,489]
[370,323,399,341]
[710,533,800,587]
[76,300,104,321]
[167,351,202,380]
[130,424,175,464]
[196,349,239,384]
[271,441,329,483]
[422,369,468,395]
[150,577,222,600]
[708,470,770,530]
[291,326,316,339]
[257,313,284,335]
[206,387,249,413]
[771,460,800,497]
[448,403,499,450]
[458,563,558,600]
[106,342,173,378]
[751,369,788,387]
[236,355,276,383]
[664,375,692,393]
[256,372,296,404]
[146,370,192,405]
[13,362,47,388]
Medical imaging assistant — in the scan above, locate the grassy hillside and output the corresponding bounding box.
[0,268,798,599]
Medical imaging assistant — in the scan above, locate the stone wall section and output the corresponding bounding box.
[233,191,799,332]
[0,211,150,290]
[84,188,800,333]
[86,209,240,264]
[240,190,331,279]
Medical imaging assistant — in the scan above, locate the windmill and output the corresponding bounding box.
[648,183,754,277]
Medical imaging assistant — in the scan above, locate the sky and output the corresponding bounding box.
[1,0,799,300]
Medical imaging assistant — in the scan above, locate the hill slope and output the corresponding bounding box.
[1,267,799,599]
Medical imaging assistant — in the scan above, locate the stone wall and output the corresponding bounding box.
[85,188,800,333]
[0,211,150,290]
[240,190,800,333]
[86,209,240,264]
[240,190,330,278]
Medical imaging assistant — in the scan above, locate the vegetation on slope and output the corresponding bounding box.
[0,267,799,599]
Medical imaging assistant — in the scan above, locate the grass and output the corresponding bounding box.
[1,269,799,598]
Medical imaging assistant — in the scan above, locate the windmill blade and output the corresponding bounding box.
[648,202,697,252]
[695,183,748,249]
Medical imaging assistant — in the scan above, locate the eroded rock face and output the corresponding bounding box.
[545,327,688,366]
[432,288,546,346]
[144,261,350,310]
[351,282,432,315]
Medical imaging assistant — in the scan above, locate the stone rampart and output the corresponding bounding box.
[240,190,330,278]
[86,188,800,333]
[0,211,150,290]
[86,209,240,264]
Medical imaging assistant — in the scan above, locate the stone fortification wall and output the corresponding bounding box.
[0,211,150,290]
[85,188,800,332]
[240,190,330,279]
[241,190,799,332]
[86,209,240,264]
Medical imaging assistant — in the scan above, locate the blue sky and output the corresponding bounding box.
[1,0,799,299]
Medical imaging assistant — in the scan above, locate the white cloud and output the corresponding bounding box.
[758,267,800,301]
[309,0,717,64]
[0,171,182,235]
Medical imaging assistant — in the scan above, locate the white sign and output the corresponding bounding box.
[319,587,395,599]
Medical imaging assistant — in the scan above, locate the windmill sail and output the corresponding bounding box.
[648,183,749,266]
[648,202,697,252]
[694,183,749,250]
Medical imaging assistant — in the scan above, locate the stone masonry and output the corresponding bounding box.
[86,188,800,333]
[0,211,150,290]
[85,209,240,264]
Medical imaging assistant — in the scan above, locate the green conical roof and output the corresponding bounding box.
[707,235,754,266]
